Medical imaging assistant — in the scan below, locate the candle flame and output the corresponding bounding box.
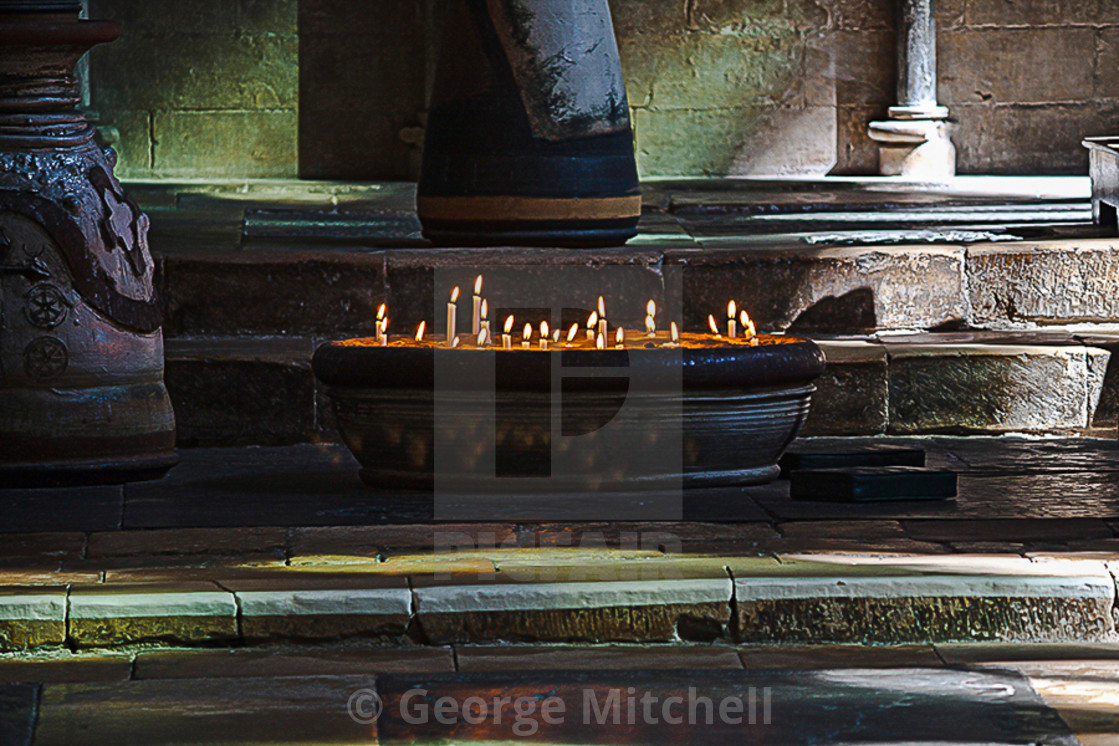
[597,296,606,317]
[474,275,483,295]
[481,299,488,320]
[415,320,425,341]
[449,287,459,304]
[540,321,549,339]
[646,299,656,317]
[553,329,561,343]
[671,322,679,343]
[377,303,386,320]
[523,323,532,341]
[504,315,515,334]
[728,300,736,319]
[477,330,487,346]
[616,327,625,345]
[708,314,719,335]
[587,311,598,329]
[645,315,656,334]
[451,336,460,348]
[740,310,757,337]
[567,323,579,342]
[596,332,605,350]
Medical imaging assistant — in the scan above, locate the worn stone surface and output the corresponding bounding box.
[456,644,743,671]
[134,645,454,679]
[801,341,889,436]
[672,245,967,333]
[903,519,1114,544]
[164,338,317,447]
[968,241,1119,327]
[289,524,517,564]
[740,643,942,668]
[0,683,37,746]
[0,656,133,684]
[886,345,1108,434]
[86,527,286,559]
[69,584,238,648]
[34,675,377,745]
[0,590,67,652]
[936,641,1119,665]
[161,251,386,337]
[0,534,86,563]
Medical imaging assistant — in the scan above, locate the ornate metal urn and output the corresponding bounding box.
[418,0,641,247]
[0,1,176,485]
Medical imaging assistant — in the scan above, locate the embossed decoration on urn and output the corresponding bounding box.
[0,5,175,484]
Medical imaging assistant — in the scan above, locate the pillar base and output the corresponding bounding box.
[868,117,955,180]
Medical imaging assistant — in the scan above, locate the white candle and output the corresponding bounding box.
[480,299,490,345]
[376,303,386,344]
[597,296,607,340]
[586,311,598,341]
[447,287,459,346]
[477,329,487,347]
[727,300,737,339]
[539,321,549,350]
[615,327,625,349]
[522,323,532,349]
[646,300,656,336]
[472,275,483,336]
[502,315,514,350]
[379,317,389,346]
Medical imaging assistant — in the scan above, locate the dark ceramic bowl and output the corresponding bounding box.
[314,334,825,492]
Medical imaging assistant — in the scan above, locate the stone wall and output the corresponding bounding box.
[86,0,1115,179]
[87,0,299,179]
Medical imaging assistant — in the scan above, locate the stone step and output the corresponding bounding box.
[133,178,1119,337]
[157,238,1119,339]
[164,333,1116,447]
[0,552,1113,651]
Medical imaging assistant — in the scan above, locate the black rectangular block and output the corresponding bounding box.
[791,467,957,503]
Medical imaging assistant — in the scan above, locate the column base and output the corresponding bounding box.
[868,117,956,180]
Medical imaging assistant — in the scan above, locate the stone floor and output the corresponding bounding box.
[7,437,1119,741]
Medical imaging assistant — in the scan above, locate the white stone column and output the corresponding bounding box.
[868,0,956,179]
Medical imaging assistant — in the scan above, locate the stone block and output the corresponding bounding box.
[735,571,1115,643]
[414,576,733,644]
[673,245,967,333]
[0,656,133,684]
[949,103,1098,174]
[969,242,1119,325]
[289,524,517,564]
[801,341,888,436]
[162,251,385,336]
[966,0,1101,27]
[810,30,896,106]
[456,644,743,672]
[831,0,895,29]
[0,589,67,652]
[610,0,688,38]
[153,111,297,178]
[940,28,1093,105]
[228,576,412,641]
[886,344,1108,434]
[92,33,297,112]
[0,534,85,563]
[164,338,316,447]
[69,584,238,648]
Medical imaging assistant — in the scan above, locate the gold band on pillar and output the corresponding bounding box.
[417,195,642,223]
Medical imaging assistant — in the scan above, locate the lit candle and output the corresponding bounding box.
[376,303,387,344]
[540,321,549,350]
[481,299,491,345]
[502,315,514,350]
[452,336,460,348]
[708,314,720,336]
[586,311,598,341]
[597,296,607,340]
[596,331,606,350]
[740,310,757,341]
[645,300,657,336]
[667,322,680,347]
[379,317,389,346]
[415,320,426,342]
[477,329,487,347]
[522,323,532,349]
[566,323,579,347]
[446,287,459,346]
[728,300,737,339]
[615,326,625,349]
[472,275,483,336]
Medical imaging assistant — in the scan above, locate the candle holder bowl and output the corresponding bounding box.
[313,334,825,493]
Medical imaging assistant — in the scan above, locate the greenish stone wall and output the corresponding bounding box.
[86,0,1115,179]
[88,0,299,179]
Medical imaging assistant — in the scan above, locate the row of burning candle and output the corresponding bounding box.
[371,276,759,349]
